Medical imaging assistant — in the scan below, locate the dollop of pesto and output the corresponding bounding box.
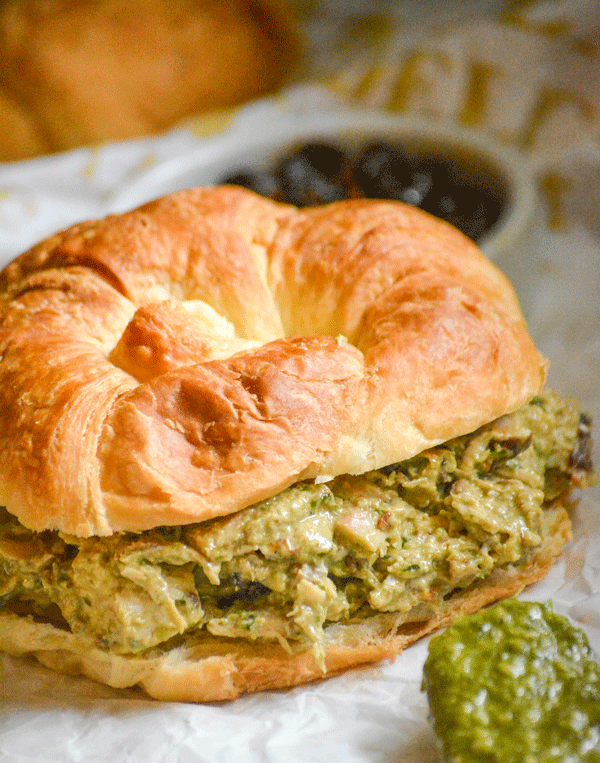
[423,598,600,763]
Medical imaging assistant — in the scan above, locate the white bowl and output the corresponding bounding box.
[109,108,536,262]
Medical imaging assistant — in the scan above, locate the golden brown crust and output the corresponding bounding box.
[99,335,365,532]
[0,0,299,161]
[0,505,571,702]
[269,201,548,475]
[0,186,547,535]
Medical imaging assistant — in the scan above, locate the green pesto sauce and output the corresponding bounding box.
[423,599,600,763]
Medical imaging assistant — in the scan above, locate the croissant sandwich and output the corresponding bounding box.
[0,187,595,701]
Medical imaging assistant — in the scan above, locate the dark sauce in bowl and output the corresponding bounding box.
[220,138,509,242]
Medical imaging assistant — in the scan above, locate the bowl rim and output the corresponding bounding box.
[109,108,536,261]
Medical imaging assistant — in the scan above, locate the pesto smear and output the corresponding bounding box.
[423,598,600,763]
[0,390,595,664]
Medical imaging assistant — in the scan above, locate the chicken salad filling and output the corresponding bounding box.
[0,389,595,666]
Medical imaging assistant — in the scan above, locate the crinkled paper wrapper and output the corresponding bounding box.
[0,3,599,761]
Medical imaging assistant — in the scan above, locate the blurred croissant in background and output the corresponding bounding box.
[0,0,300,162]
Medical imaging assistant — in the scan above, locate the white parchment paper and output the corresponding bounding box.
[0,4,599,761]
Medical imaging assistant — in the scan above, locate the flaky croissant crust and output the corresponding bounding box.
[0,187,547,536]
